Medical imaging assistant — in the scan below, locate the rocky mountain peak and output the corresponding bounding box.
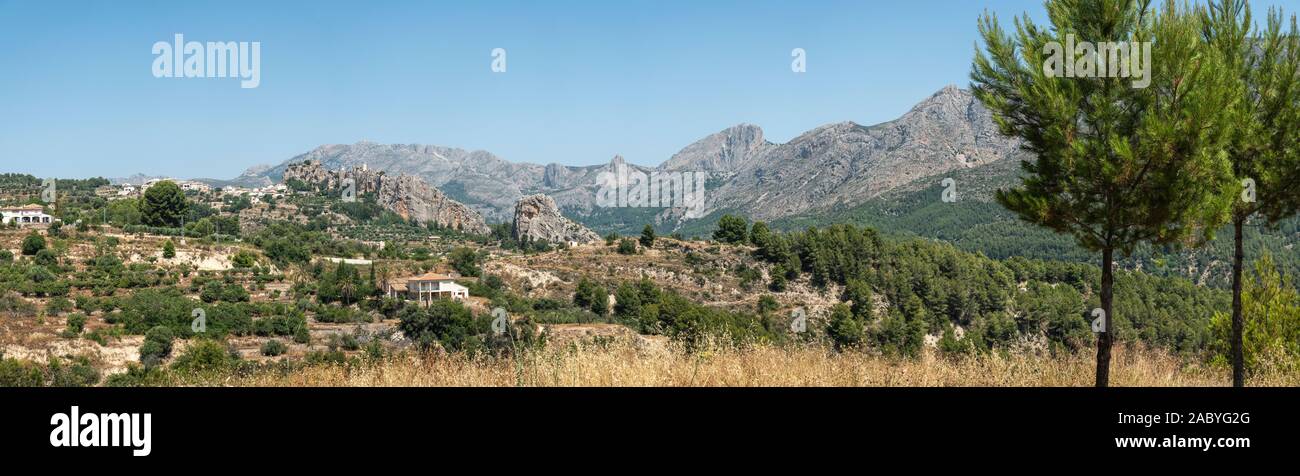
[512,194,601,244]
[660,123,771,173]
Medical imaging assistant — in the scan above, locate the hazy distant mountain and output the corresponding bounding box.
[236,142,652,222]
[108,173,168,186]
[233,85,1025,230]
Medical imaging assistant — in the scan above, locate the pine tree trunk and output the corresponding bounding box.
[1232,217,1245,387]
[1096,246,1113,388]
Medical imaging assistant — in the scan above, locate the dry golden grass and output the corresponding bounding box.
[224,341,1298,387]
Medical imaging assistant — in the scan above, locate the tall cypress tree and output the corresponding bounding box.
[1201,0,1300,387]
[972,0,1237,386]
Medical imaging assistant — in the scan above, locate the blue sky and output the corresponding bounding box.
[2,0,1299,179]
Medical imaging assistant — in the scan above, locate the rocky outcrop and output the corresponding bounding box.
[284,160,384,195]
[378,175,489,234]
[512,194,600,244]
[282,160,489,234]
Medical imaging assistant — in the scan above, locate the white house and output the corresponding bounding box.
[388,272,469,305]
[179,181,211,193]
[1,204,56,227]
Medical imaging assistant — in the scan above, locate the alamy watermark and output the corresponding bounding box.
[492,48,507,73]
[152,34,261,88]
[595,163,707,218]
[1043,34,1151,88]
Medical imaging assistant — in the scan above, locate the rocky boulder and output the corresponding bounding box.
[512,194,600,244]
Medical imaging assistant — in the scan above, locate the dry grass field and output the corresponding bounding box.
[218,341,1298,387]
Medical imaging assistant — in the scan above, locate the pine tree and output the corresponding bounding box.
[713,215,749,244]
[640,224,656,248]
[1200,0,1300,387]
[973,0,1238,386]
[140,181,188,227]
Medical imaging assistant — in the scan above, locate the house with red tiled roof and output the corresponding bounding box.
[386,272,469,304]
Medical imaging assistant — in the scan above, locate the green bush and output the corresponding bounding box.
[617,238,638,255]
[21,232,46,256]
[34,249,58,266]
[104,363,171,387]
[260,339,288,357]
[46,296,72,315]
[0,357,44,387]
[47,356,100,387]
[1210,255,1300,373]
[139,326,175,368]
[231,250,256,268]
[398,300,481,352]
[170,339,236,373]
[64,313,87,335]
[449,246,483,277]
[573,278,608,316]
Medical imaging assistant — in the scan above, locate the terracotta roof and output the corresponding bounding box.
[0,204,45,212]
[406,273,457,282]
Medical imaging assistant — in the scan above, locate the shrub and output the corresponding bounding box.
[46,296,72,315]
[617,238,638,255]
[231,250,256,268]
[329,333,360,351]
[104,363,170,387]
[253,314,307,337]
[162,240,176,259]
[398,300,480,352]
[221,283,250,302]
[170,339,236,373]
[0,357,44,387]
[260,339,288,357]
[613,282,642,319]
[21,232,46,256]
[1210,255,1300,373]
[139,326,175,368]
[34,249,58,266]
[47,356,100,387]
[64,313,87,335]
[573,278,608,316]
[448,246,482,277]
[201,282,248,303]
[769,272,787,292]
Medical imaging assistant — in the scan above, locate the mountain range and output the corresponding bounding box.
[224,85,1027,233]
